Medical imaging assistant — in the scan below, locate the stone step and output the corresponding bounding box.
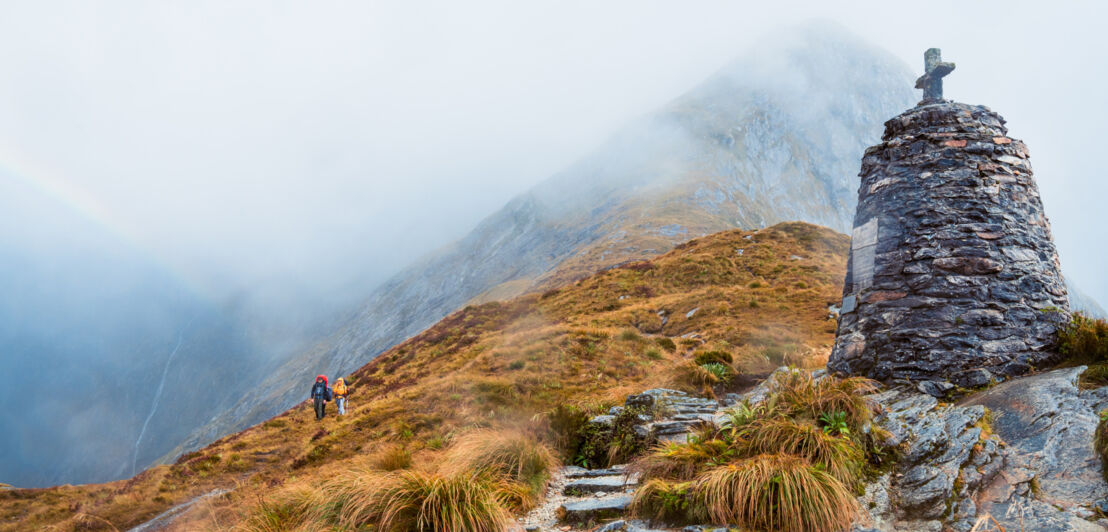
[564,465,627,478]
[657,431,690,444]
[650,420,702,435]
[666,397,718,405]
[594,519,673,532]
[668,409,717,417]
[558,494,633,523]
[672,402,718,409]
[563,474,639,495]
[670,407,717,415]
[669,413,717,422]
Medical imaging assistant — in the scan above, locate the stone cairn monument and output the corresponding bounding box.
[829,49,1070,388]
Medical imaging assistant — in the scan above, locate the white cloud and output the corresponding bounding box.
[0,0,1103,305]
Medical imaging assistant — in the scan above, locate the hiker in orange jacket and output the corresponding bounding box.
[333,378,349,415]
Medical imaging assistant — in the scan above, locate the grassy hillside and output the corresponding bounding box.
[0,222,848,531]
[182,29,914,466]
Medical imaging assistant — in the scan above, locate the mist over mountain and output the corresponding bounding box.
[0,177,336,487]
[163,26,923,457]
[3,22,1102,491]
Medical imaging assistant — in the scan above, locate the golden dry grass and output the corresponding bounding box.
[0,223,849,531]
[734,417,864,484]
[696,453,859,532]
[631,439,734,482]
[764,370,879,430]
[441,430,555,487]
[328,469,511,532]
[370,445,413,472]
[236,482,326,532]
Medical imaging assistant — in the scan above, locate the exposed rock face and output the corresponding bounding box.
[830,101,1070,383]
[966,367,1108,531]
[862,367,1108,532]
[870,389,1003,528]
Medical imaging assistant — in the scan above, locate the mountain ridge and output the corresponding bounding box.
[0,221,851,531]
[164,26,918,460]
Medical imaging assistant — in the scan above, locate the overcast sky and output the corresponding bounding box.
[0,1,1105,306]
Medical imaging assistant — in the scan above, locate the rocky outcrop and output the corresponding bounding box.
[859,388,1004,530]
[860,367,1108,531]
[831,101,1070,383]
[966,367,1108,531]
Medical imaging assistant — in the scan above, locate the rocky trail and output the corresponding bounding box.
[520,389,731,532]
[520,367,1108,532]
[126,488,228,532]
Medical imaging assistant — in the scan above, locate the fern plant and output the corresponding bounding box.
[700,362,732,383]
[818,411,850,437]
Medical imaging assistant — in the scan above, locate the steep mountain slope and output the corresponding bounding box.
[168,26,918,458]
[0,222,849,531]
[0,177,299,488]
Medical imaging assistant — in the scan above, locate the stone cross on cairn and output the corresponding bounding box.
[915,48,955,101]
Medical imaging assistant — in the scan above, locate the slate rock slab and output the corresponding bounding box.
[558,494,633,523]
[563,475,637,495]
[964,367,1108,531]
[858,368,1108,531]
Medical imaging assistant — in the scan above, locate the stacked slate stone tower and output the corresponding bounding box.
[829,49,1069,388]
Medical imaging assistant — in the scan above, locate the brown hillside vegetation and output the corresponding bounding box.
[0,222,848,531]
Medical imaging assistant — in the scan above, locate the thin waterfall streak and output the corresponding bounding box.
[130,316,197,476]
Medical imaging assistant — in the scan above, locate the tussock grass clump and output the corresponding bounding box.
[697,453,859,532]
[734,418,863,484]
[693,350,732,366]
[1061,314,1108,388]
[371,445,413,471]
[669,361,720,391]
[766,371,878,430]
[443,430,556,495]
[631,479,706,524]
[239,483,326,532]
[619,328,644,342]
[631,439,734,482]
[332,470,511,532]
[1083,363,1108,388]
[699,363,732,384]
[719,402,763,435]
[545,404,591,461]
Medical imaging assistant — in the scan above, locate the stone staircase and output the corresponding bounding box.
[619,388,724,444]
[519,389,732,531]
